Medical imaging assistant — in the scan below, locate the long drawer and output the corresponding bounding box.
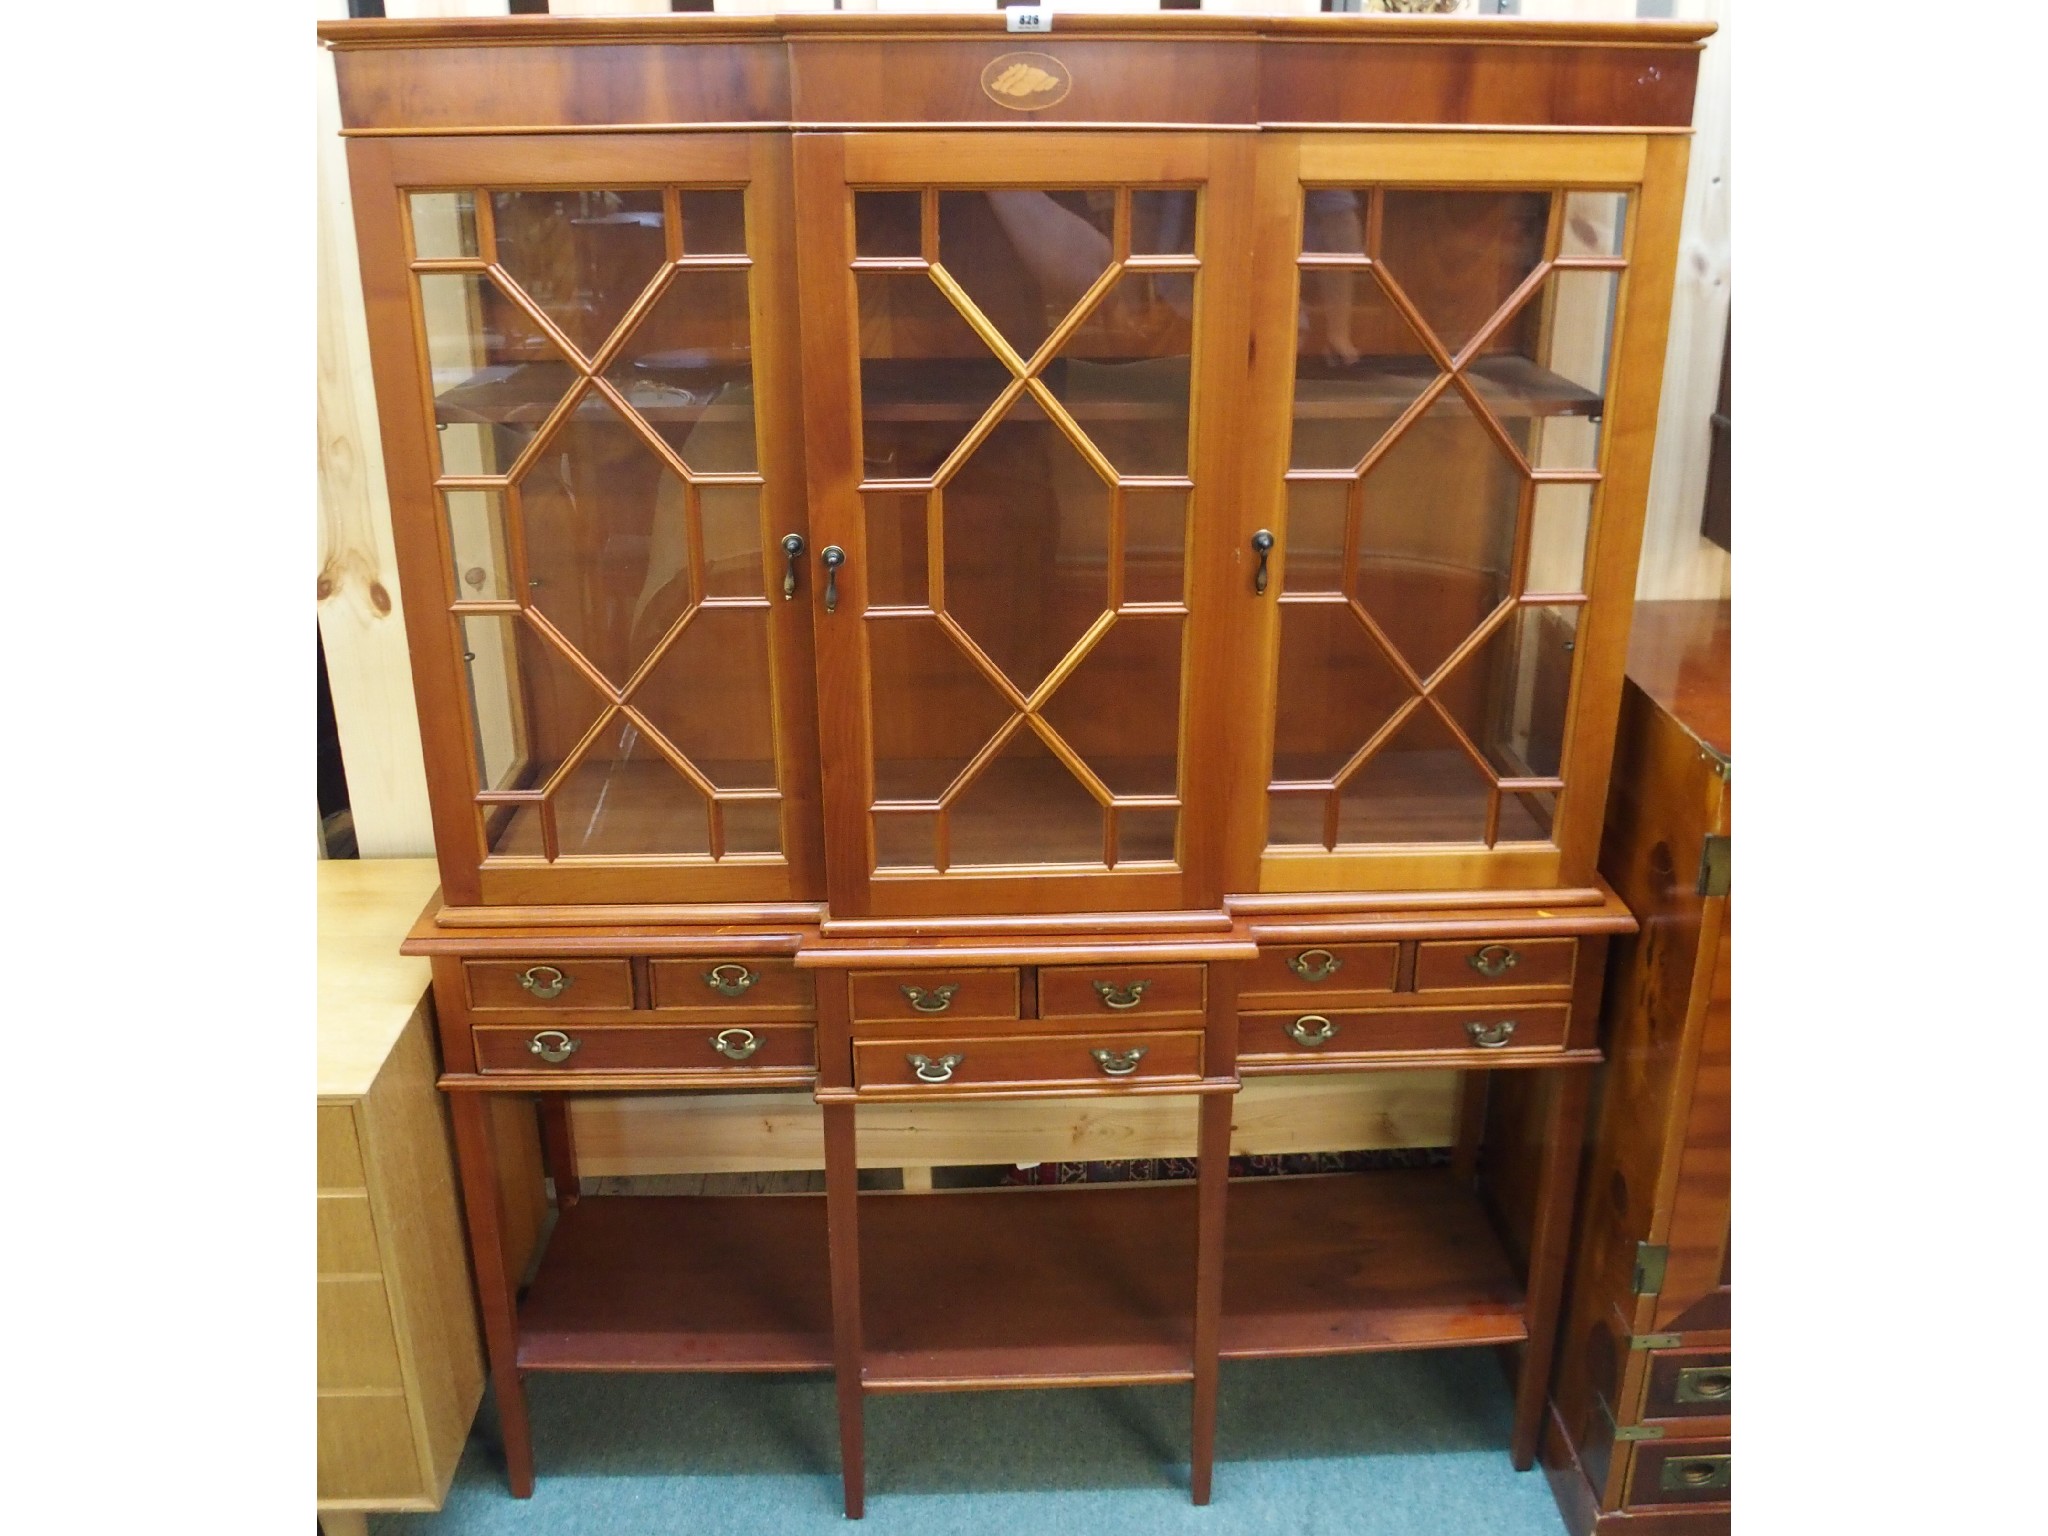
[473,1022,815,1076]
[1239,1003,1570,1064]
[853,1031,1204,1093]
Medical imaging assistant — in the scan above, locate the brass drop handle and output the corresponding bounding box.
[1659,1455,1730,1494]
[518,965,572,1001]
[1675,1366,1731,1404]
[821,544,846,613]
[1092,1046,1147,1077]
[1286,1015,1339,1048]
[1465,1019,1517,1048]
[1251,529,1275,595]
[1467,944,1520,979]
[901,983,958,1014]
[705,963,757,998]
[712,1028,761,1061]
[780,533,805,601]
[908,1052,963,1083]
[528,1030,579,1065]
[1288,948,1342,983]
[1093,980,1150,1011]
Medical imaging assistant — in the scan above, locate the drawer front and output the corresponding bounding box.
[1643,1349,1732,1419]
[1239,942,1399,1008]
[318,1277,405,1391]
[317,1104,364,1190]
[319,1392,425,1503]
[1038,963,1205,1021]
[849,968,1020,1025]
[1415,937,1576,991]
[317,1192,381,1275]
[853,1031,1203,1092]
[649,956,813,1015]
[1240,1003,1570,1062]
[1626,1439,1730,1508]
[465,958,634,1012]
[473,1023,815,1076]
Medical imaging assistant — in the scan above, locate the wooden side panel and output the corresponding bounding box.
[1652,905,1730,1333]
[489,1095,548,1284]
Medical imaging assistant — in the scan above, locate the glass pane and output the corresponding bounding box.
[700,485,765,599]
[1050,270,1193,477]
[865,492,929,608]
[605,268,757,475]
[1337,707,1491,846]
[1500,788,1558,843]
[1268,604,1408,786]
[1559,191,1627,258]
[459,614,608,796]
[1282,481,1348,596]
[631,606,779,791]
[409,191,477,260]
[1131,190,1197,256]
[1266,789,1329,850]
[1522,269,1618,473]
[1356,395,1520,681]
[681,189,746,256]
[874,810,938,871]
[939,189,1115,361]
[554,715,709,857]
[1301,188,1367,256]
[1438,605,1579,781]
[1116,807,1178,864]
[855,192,922,259]
[1290,267,1435,472]
[949,731,1104,868]
[419,271,574,473]
[857,269,1008,482]
[722,798,783,857]
[1527,482,1593,596]
[1378,190,1549,356]
[867,618,1010,803]
[516,393,691,688]
[446,490,510,602]
[1123,489,1186,605]
[941,405,1110,694]
[1040,614,1183,799]
[490,189,667,359]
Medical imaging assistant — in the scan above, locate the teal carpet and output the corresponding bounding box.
[371,1351,1569,1535]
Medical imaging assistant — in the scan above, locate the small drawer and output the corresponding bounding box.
[1240,943,1399,1007]
[853,1031,1203,1092]
[650,957,814,1015]
[1626,1439,1730,1508]
[1038,963,1205,1020]
[317,1192,381,1275]
[317,1105,364,1191]
[465,958,634,1012]
[1240,1003,1570,1063]
[473,1022,815,1076]
[849,968,1020,1024]
[1643,1349,1731,1419]
[1414,938,1576,991]
[318,1276,404,1391]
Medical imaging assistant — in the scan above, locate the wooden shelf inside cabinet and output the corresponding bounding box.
[1294,355,1602,421]
[1219,1171,1528,1358]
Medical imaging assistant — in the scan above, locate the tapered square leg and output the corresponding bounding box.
[823,1100,865,1518]
[1510,1066,1594,1470]
[1190,1091,1234,1505]
[449,1091,536,1496]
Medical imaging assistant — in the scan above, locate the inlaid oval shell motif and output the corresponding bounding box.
[981,52,1073,111]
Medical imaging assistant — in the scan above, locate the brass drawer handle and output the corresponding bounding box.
[705,963,757,998]
[1660,1455,1730,1494]
[528,1030,580,1065]
[712,1028,760,1061]
[907,1052,963,1083]
[1093,980,1150,1010]
[1467,944,1520,979]
[1286,1014,1339,1048]
[518,965,572,1001]
[1287,948,1342,983]
[1466,1019,1517,1048]
[901,983,958,1014]
[1674,1366,1731,1405]
[1092,1046,1148,1077]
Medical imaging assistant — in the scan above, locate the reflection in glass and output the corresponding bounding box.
[604,268,758,474]
[556,715,710,857]
[939,189,1114,359]
[1379,189,1548,356]
[410,191,478,261]
[699,485,764,599]
[1282,480,1348,595]
[446,490,511,602]
[857,269,1006,482]
[1130,189,1197,255]
[1300,188,1367,256]
[855,191,922,259]
[1559,191,1627,258]
[418,271,577,465]
[681,189,747,256]
[491,189,667,358]
[1528,483,1593,596]
[1289,268,1434,472]
[1048,270,1193,477]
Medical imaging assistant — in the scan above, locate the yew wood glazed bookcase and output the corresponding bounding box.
[322,11,1708,1517]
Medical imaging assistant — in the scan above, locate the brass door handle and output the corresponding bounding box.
[518,965,572,1000]
[780,533,805,601]
[1091,1046,1147,1077]
[1467,944,1520,979]
[705,963,757,997]
[528,1030,580,1065]
[1251,529,1275,595]
[712,1028,761,1061]
[901,983,958,1014]
[907,1052,963,1083]
[821,544,845,612]
[1286,1015,1339,1047]
[1093,980,1150,1010]
[1465,1019,1517,1048]
[1287,948,1342,983]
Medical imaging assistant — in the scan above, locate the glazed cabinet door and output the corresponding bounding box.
[1228,134,1689,895]
[793,134,1256,917]
[348,135,824,907]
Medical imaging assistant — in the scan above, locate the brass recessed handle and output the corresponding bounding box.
[1093,980,1150,1010]
[1288,948,1342,983]
[1674,1366,1731,1404]
[902,983,958,1014]
[1659,1455,1729,1494]
[1468,944,1520,979]
[780,533,805,601]
[1092,1046,1147,1077]
[705,963,757,997]
[821,544,845,613]
[1466,1019,1517,1048]
[1251,529,1275,595]
[518,965,571,1001]
[528,1030,579,1065]
[1286,1014,1339,1047]
[712,1028,760,1061]
[908,1052,963,1083]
